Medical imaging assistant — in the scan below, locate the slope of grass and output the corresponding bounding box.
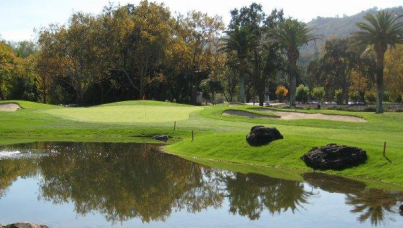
[0,100,402,188]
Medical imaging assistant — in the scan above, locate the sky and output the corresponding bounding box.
[0,0,402,41]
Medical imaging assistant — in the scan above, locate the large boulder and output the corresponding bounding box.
[246,126,283,146]
[302,143,367,170]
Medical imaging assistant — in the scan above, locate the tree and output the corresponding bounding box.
[312,87,325,102]
[352,11,403,113]
[320,38,359,104]
[176,10,224,103]
[221,26,258,103]
[199,78,223,103]
[0,41,17,100]
[251,9,285,106]
[384,44,403,102]
[272,18,319,106]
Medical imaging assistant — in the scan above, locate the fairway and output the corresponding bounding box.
[42,104,202,123]
[1,100,403,188]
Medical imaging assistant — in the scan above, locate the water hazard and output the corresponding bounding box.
[0,142,402,227]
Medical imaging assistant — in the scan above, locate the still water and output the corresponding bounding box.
[0,142,402,228]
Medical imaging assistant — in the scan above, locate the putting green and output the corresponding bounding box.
[43,104,202,123]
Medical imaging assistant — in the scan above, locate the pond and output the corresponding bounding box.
[0,142,402,228]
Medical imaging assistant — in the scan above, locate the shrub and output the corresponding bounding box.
[365,91,376,104]
[334,89,344,105]
[296,84,309,103]
[275,86,288,102]
[349,91,360,103]
[312,87,325,102]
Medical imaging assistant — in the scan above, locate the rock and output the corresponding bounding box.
[400,204,403,211]
[246,126,283,146]
[152,135,169,142]
[302,143,367,170]
[5,223,48,228]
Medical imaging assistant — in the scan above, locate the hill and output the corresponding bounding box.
[299,6,403,65]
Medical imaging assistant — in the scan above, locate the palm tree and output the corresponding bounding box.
[221,26,258,103]
[272,18,318,106]
[352,11,403,114]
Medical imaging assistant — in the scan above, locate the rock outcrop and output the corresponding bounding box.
[246,126,283,146]
[302,144,367,170]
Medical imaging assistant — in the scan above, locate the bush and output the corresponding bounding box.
[365,91,376,104]
[275,86,288,102]
[312,87,325,102]
[349,91,360,103]
[334,89,344,105]
[296,84,309,103]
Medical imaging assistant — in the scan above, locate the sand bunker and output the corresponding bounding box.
[223,110,278,119]
[0,103,21,112]
[256,108,367,122]
[224,108,367,123]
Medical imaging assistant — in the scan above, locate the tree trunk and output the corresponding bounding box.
[239,58,246,103]
[0,87,5,100]
[288,49,299,107]
[342,83,348,105]
[140,76,145,100]
[375,51,385,114]
[258,90,265,106]
[212,91,215,104]
[289,64,297,107]
[42,92,47,104]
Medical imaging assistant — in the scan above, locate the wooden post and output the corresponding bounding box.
[191,130,194,142]
[383,141,387,157]
[174,121,176,131]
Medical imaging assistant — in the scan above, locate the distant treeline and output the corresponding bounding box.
[0,1,402,106]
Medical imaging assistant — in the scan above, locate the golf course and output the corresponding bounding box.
[1,100,402,188]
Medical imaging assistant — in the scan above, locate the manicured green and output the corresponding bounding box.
[1,100,402,189]
[43,101,202,123]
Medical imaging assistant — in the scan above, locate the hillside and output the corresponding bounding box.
[299,6,403,64]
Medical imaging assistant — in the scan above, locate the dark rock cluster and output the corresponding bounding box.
[246,126,283,146]
[152,135,169,142]
[302,143,367,170]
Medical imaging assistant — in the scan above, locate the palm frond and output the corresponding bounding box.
[351,10,403,50]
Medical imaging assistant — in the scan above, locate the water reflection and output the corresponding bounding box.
[303,173,403,226]
[224,173,312,219]
[38,143,223,223]
[0,142,402,226]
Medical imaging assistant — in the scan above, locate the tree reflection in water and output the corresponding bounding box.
[223,173,312,220]
[38,142,223,223]
[304,173,403,226]
[0,142,402,226]
[35,142,312,223]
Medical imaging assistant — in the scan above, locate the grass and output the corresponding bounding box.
[43,101,202,123]
[1,100,403,189]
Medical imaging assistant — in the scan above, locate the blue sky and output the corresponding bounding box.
[0,0,402,41]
